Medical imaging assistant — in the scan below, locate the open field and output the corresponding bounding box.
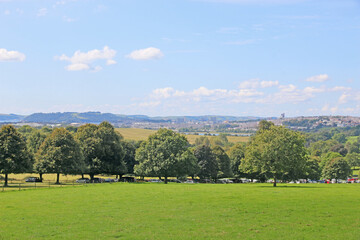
[116,128,249,144]
[1,183,359,239]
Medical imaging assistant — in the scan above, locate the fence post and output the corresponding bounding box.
[19,183,21,191]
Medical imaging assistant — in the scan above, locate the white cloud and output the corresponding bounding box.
[279,84,297,92]
[4,10,10,15]
[305,74,329,82]
[330,86,352,92]
[239,79,278,89]
[338,93,350,104]
[65,63,89,71]
[57,46,116,71]
[37,8,47,17]
[151,87,174,99]
[0,48,26,62]
[126,47,164,60]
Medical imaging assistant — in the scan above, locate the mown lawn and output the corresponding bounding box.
[0,183,359,239]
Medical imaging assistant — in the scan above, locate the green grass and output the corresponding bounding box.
[1,183,359,239]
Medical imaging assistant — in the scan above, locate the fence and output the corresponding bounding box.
[0,179,114,192]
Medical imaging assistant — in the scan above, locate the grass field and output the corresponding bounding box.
[116,128,249,144]
[1,183,359,239]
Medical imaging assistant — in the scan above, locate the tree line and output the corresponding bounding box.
[0,120,356,187]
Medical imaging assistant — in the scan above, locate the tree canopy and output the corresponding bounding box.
[134,128,192,183]
[0,125,32,186]
[36,128,84,184]
[241,123,308,186]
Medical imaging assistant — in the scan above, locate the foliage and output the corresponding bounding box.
[75,122,126,178]
[212,146,232,178]
[229,143,246,177]
[134,128,191,183]
[241,123,308,186]
[321,157,351,180]
[0,125,32,186]
[304,157,321,180]
[36,128,84,183]
[345,153,360,169]
[194,136,210,146]
[194,145,218,180]
[329,144,348,156]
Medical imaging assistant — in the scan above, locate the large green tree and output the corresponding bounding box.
[75,122,126,179]
[134,128,191,183]
[229,143,246,178]
[212,146,232,178]
[322,157,351,182]
[0,125,32,186]
[194,145,218,181]
[241,123,308,187]
[345,152,360,170]
[27,129,48,180]
[36,128,84,184]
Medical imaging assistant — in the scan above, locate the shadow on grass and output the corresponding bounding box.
[256,184,322,189]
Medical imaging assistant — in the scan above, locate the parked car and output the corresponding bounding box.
[216,179,227,184]
[105,178,115,183]
[119,177,135,182]
[168,179,182,183]
[76,178,90,183]
[199,179,213,183]
[91,178,104,183]
[148,179,163,183]
[184,180,194,184]
[25,177,42,182]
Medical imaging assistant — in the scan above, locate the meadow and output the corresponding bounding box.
[1,183,359,239]
[116,128,249,144]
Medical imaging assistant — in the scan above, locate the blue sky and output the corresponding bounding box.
[0,0,359,117]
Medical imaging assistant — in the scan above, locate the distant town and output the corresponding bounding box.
[1,112,360,134]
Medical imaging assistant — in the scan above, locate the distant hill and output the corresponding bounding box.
[0,114,25,123]
[0,112,264,124]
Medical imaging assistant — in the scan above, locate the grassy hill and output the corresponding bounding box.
[1,183,359,239]
[116,128,249,143]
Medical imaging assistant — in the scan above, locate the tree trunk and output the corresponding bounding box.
[39,173,43,181]
[165,176,168,184]
[81,173,84,179]
[273,176,277,187]
[89,173,94,181]
[4,173,8,187]
[55,173,60,184]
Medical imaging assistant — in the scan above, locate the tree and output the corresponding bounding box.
[27,130,48,180]
[332,133,347,144]
[121,140,138,176]
[345,153,360,170]
[134,128,191,183]
[75,122,126,180]
[194,136,210,146]
[229,143,246,177]
[304,157,321,180]
[241,125,308,187]
[96,122,126,177]
[36,128,84,184]
[322,157,351,181]
[258,120,274,133]
[0,125,32,186]
[212,146,232,178]
[194,145,218,181]
[329,144,348,157]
